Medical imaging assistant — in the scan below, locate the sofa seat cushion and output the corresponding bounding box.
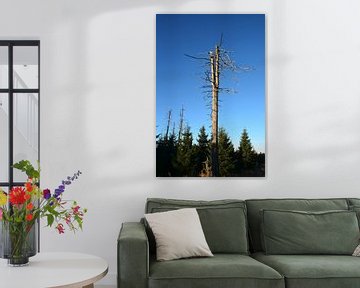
[252,252,360,288]
[149,254,284,288]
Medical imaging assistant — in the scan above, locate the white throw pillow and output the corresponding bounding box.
[145,208,213,261]
[353,244,360,256]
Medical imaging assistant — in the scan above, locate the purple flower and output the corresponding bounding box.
[55,170,82,199]
[43,189,51,200]
[54,189,63,198]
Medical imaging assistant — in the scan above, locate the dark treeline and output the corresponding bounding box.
[156,126,265,177]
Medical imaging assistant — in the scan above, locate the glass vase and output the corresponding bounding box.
[0,220,37,266]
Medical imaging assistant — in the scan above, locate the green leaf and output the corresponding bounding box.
[47,214,54,227]
[45,205,60,217]
[13,160,30,170]
[12,160,40,180]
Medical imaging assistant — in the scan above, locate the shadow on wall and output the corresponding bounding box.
[62,0,200,15]
[44,0,205,185]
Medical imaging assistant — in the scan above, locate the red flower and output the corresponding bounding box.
[9,187,26,205]
[26,203,34,210]
[65,214,71,225]
[25,182,33,192]
[24,193,31,200]
[72,205,80,215]
[56,223,65,234]
[26,214,33,221]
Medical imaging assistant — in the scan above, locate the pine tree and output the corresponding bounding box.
[156,133,177,177]
[194,126,210,176]
[238,128,256,170]
[175,126,195,176]
[218,128,236,176]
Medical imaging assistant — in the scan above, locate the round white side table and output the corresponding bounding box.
[0,252,108,288]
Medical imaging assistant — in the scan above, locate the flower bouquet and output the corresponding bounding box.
[0,160,87,266]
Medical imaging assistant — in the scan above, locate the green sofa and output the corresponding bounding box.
[118,198,360,288]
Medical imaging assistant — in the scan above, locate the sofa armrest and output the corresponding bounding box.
[118,222,149,288]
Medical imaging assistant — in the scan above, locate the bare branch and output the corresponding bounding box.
[184,54,210,61]
[219,33,224,47]
[238,64,255,72]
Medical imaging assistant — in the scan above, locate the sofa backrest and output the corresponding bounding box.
[245,198,349,252]
[145,198,249,254]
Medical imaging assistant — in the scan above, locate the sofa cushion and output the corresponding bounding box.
[252,252,360,288]
[146,198,249,254]
[347,198,360,207]
[346,199,360,229]
[261,209,359,255]
[246,198,349,252]
[149,254,284,288]
[145,208,213,261]
[349,205,360,228]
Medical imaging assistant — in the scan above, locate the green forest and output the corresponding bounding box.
[156,126,265,177]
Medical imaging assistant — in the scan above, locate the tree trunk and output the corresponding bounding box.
[210,46,220,176]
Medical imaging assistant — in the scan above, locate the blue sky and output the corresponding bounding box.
[156,14,265,152]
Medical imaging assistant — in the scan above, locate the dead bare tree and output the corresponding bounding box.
[178,106,185,142]
[186,35,252,176]
[209,46,220,176]
[165,110,172,140]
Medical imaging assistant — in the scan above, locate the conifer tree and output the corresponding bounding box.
[175,126,195,176]
[238,128,256,169]
[218,128,236,176]
[194,126,210,176]
[156,132,177,177]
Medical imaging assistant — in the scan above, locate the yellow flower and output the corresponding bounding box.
[0,190,7,206]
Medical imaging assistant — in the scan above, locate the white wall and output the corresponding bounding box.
[1,0,360,285]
